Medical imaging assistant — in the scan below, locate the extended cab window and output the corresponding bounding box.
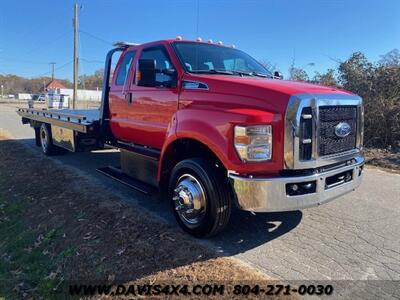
[139,47,175,86]
[115,51,136,86]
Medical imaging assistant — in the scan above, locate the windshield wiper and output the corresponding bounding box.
[191,69,271,78]
[232,70,271,78]
[191,69,235,75]
[251,72,271,78]
[231,70,252,77]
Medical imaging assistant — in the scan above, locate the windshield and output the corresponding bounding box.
[173,42,272,77]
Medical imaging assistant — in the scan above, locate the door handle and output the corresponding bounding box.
[124,92,133,104]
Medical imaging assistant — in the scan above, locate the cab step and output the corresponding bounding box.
[96,166,156,195]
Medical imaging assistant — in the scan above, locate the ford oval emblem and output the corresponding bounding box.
[335,122,351,138]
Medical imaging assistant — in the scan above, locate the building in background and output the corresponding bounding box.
[45,79,102,102]
[43,79,102,108]
[45,79,67,92]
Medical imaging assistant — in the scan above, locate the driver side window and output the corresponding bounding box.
[139,47,175,86]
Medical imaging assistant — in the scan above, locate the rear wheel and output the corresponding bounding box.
[34,127,41,147]
[169,158,232,238]
[39,123,59,155]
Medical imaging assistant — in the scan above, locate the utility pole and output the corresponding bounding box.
[49,62,56,81]
[72,2,79,109]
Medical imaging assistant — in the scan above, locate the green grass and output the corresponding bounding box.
[0,197,66,299]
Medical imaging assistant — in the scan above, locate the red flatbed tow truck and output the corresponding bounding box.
[17,38,364,237]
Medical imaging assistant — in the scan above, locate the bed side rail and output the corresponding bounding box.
[17,108,93,133]
[17,108,91,124]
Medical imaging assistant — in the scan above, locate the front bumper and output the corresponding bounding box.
[228,155,364,212]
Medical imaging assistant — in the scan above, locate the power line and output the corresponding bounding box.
[79,29,111,45]
[80,58,104,64]
[0,57,49,65]
[0,56,102,65]
[23,31,70,56]
[32,60,73,78]
[322,53,343,64]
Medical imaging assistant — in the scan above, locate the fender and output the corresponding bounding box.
[158,107,285,181]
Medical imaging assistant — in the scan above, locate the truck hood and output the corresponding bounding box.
[191,74,352,97]
[183,74,353,114]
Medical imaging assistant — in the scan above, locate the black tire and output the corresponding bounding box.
[168,158,232,238]
[39,123,58,155]
[34,127,41,147]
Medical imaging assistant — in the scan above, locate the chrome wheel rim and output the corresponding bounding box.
[173,174,207,226]
[40,128,48,152]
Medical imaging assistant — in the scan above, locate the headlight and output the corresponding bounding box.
[234,125,272,162]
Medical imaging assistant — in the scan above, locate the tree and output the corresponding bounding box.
[0,75,72,95]
[313,69,338,87]
[379,49,400,67]
[338,51,400,148]
[78,69,104,90]
[288,56,312,82]
[370,62,400,148]
[338,52,373,97]
[289,67,309,81]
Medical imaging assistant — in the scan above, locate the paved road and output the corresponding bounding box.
[1,103,400,283]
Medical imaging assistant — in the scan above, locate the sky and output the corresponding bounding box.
[0,0,399,80]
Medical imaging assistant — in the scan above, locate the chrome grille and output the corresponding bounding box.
[284,94,363,170]
[319,106,357,156]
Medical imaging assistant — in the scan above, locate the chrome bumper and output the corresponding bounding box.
[228,155,364,212]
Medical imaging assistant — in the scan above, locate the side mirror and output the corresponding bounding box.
[136,59,156,87]
[273,71,283,80]
[162,68,177,88]
[163,68,176,76]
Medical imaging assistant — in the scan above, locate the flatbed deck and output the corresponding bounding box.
[17,108,100,133]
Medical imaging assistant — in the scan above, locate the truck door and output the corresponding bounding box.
[128,45,179,149]
[109,49,137,142]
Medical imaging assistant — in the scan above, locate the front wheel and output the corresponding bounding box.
[168,158,232,238]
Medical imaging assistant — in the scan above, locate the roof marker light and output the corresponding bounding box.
[231,44,236,48]
[196,37,202,42]
[217,41,223,45]
[208,39,213,43]
[176,36,183,40]
[113,41,140,48]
